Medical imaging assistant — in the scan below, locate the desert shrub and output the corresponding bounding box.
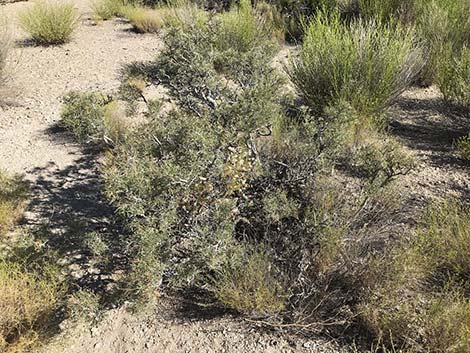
[457,134,470,160]
[357,0,421,23]
[162,0,209,30]
[67,290,101,322]
[437,46,470,106]
[122,6,165,33]
[361,202,470,352]
[213,0,278,53]
[19,1,79,45]
[290,10,423,116]
[0,260,64,351]
[0,172,28,237]
[91,0,126,20]
[106,16,412,336]
[418,0,470,85]
[60,91,112,142]
[415,202,470,287]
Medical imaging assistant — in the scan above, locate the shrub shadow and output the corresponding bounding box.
[389,95,469,169]
[23,123,129,304]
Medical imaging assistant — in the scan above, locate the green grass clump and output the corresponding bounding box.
[214,0,278,53]
[457,134,470,160]
[162,0,208,31]
[91,0,126,21]
[437,46,470,106]
[290,10,423,116]
[19,1,79,45]
[418,0,470,85]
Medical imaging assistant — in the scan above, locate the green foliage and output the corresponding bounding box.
[19,1,79,45]
[67,290,101,322]
[107,15,412,334]
[457,134,470,160]
[161,0,209,31]
[91,0,126,21]
[214,0,278,53]
[415,202,470,287]
[357,0,421,23]
[361,202,470,352]
[60,91,112,142]
[438,46,470,106]
[418,0,470,85]
[290,10,423,116]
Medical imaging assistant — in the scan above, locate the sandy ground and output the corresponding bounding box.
[0,0,160,174]
[0,0,468,352]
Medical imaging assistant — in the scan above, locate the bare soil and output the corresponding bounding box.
[0,1,468,352]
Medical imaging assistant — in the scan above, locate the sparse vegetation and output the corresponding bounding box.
[19,1,79,45]
[0,171,27,237]
[361,202,470,352]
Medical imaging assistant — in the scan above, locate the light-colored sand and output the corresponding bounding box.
[0,0,161,174]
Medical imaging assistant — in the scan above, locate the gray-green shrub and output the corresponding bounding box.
[60,91,111,142]
[290,10,423,116]
[106,16,414,331]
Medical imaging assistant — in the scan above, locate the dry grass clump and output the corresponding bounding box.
[19,1,79,45]
[122,6,165,33]
[0,171,28,237]
[0,261,64,352]
[214,249,286,315]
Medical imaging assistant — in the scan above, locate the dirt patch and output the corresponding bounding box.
[390,86,469,207]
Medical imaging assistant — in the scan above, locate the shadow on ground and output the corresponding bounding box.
[23,124,130,304]
[389,93,469,203]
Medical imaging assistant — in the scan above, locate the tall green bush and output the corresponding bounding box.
[290,10,423,116]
